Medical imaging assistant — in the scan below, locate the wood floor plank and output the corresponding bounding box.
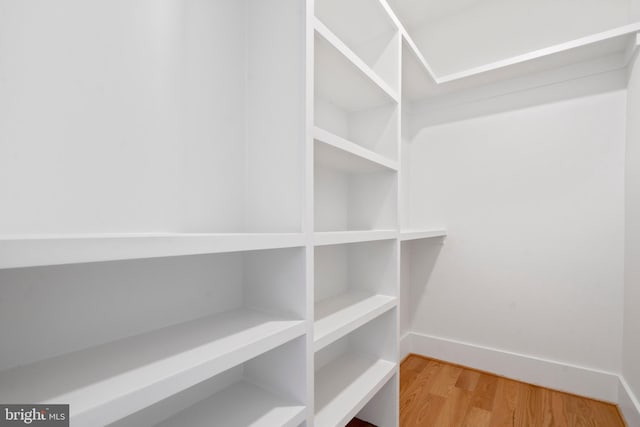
[400,355,626,427]
[429,364,463,397]
[462,407,492,427]
[456,369,481,392]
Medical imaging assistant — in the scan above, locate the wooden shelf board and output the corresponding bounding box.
[315,292,397,351]
[400,229,447,241]
[0,309,305,426]
[315,353,396,427]
[0,232,306,269]
[314,127,398,173]
[315,18,399,112]
[157,381,306,427]
[313,230,397,246]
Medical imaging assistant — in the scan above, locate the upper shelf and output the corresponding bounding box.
[315,18,399,112]
[401,23,640,101]
[314,127,398,173]
[0,233,306,269]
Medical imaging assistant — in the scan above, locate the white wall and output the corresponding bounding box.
[623,50,640,415]
[409,0,631,75]
[406,85,626,375]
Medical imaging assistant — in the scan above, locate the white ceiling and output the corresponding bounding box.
[386,0,487,30]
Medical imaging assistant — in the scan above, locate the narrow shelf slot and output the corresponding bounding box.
[315,17,400,163]
[0,310,305,426]
[315,0,401,92]
[315,353,396,427]
[315,18,399,107]
[0,232,306,269]
[315,292,397,351]
[315,127,398,172]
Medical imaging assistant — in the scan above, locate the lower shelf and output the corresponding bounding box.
[156,381,306,427]
[315,353,396,427]
[0,309,305,427]
[314,292,397,351]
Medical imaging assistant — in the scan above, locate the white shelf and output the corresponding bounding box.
[0,233,306,269]
[157,381,306,427]
[314,127,398,172]
[314,353,396,427]
[314,230,397,246]
[400,22,640,100]
[400,228,447,241]
[315,292,397,351]
[315,18,399,112]
[0,309,305,427]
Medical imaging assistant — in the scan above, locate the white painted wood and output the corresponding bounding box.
[314,127,398,172]
[314,292,397,351]
[0,233,305,269]
[314,353,396,427]
[0,310,305,426]
[313,230,397,246]
[155,381,306,427]
[315,0,400,92]
[356,372,398,427]
[618,376,640,427]
[400,229,447,241]
[314,18,399,107]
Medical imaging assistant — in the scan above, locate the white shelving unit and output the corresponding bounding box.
[0,311,305,426]
[314,311,398,427]
[400,229,448,241]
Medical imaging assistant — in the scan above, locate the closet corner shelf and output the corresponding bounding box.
[0,232,306,269]
[401,22,640,100]
[157,381,306,427]
[400,229,447,241]
[0,309,306,426]
[314,127,398,172]
[314,17,399,108]
[314,292,397,352]
[313,230,397,246]
[315,353,396,427]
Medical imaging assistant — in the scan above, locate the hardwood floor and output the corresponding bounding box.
[400,355,626,427]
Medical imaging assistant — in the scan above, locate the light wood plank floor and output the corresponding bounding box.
[400,355,626,427]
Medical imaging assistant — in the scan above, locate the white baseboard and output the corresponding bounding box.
[406,331,620,403]
[619,376,640,426]
[400,332,411,361]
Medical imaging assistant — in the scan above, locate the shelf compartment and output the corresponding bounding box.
[315,239,397,350]
[315,155,397,232]
[399,228,447,241]
[0,232,306,269]
[114,337,307,427]
[0,246,306,426]
[315,126,398,172]
[0,310,305,427]
[315,354,396,427]
[315,20,399,162]
[314,310,398,427]
[313,230,397,246]
[315,0,400,93]
[315,291,397,351]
